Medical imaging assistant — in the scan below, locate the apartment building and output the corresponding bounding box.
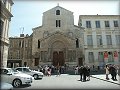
[0,0,14,67]
[78,15,120,68]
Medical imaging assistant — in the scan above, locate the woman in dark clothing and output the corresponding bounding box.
[109,65,117,81]
[78,66,83,81]
[82,66,88,82]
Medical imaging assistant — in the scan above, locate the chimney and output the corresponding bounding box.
[20,34,24,37]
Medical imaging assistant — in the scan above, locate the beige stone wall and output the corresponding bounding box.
[8,35,32,68]
[32,6,84,69]
[0,0,13,67]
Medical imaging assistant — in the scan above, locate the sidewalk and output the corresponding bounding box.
[91,74,120,85]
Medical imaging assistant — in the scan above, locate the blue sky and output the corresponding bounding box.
[9,0,119,37]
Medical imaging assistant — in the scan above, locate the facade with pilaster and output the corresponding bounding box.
[0,0,14,67]
[78,15,120,69]
[7,34,32,68]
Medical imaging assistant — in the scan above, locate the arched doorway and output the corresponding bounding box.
[53,51,64,66]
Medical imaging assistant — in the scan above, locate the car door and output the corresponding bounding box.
[23,68,32,76]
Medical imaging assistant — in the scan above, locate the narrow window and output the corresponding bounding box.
[76,38,79,48]
[116,35,120,45]
[59,20,61,27]
[106,35,112,45]
[114,21,118,27]
[97,35,102,46]
[95,21,100,28]
[86,21,91,28]
[87,35,93,46]
[56,20,61,27]
[38,40,40,48]
[0,20,4,37]
[56,20,58,27]
[88,52,94,63]
[105,21,110,27]
[56,10,60,15]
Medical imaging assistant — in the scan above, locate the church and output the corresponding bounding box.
[31,5,84,68]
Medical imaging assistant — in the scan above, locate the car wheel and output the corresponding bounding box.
[33,74,38,80]
[12,79,22,87]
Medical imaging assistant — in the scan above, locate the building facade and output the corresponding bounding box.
[7,34,32,68]
[7,6,120,69]
[32,6,84,69]
[0,0,14,67]
[78,15,120,69]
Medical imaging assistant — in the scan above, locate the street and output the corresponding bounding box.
[15,74,120,89]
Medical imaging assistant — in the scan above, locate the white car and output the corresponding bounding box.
[1,68,33,88]
[15,67,43,80]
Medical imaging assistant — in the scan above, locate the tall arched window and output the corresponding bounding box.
[76,38,79,48]
[56,10,60,15]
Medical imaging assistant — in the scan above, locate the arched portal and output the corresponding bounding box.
[52,41,65,66]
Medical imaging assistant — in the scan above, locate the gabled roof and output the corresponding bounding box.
[32,25,42,30]
[43,5,73,14]
[39,31,75,41]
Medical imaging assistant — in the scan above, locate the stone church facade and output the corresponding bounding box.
[31,6,84,68]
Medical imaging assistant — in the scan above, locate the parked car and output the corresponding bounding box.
[0,68,33,88]
[15,67,44,80]
[1,82,13,90]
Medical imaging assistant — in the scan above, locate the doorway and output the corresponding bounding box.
[53,51,64,66]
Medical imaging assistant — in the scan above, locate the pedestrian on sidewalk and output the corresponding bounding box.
[109,65,117,81]
[56,63,60,76]
[74,66,78,75]
[118,66,120,82]
[86,65,90,81]
[82,66,87,82]
[47,68,51,76]
[105,64,109,80]
[78,66,83,81]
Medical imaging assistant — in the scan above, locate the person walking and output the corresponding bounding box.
[47,67,51,76]
[75,66,78,75]
[86,65,90,81]
[113,65,117,81]
[118,66,120,82]
[82,66,87,82]
[109,65,117,81]
[78,66,83,81]
[105,64,109,80]
[56,63,60,76]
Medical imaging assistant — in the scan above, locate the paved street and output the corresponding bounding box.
[15,74,120,89]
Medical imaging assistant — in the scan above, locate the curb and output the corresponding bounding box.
[91,75,120,86]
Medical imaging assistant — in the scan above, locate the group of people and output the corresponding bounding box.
[105,64,119,81]
[76,65,90,82]
[38,65,66,76]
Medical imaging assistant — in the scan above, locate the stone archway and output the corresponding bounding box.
[52,41,65,66]
[53,51,64,66]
